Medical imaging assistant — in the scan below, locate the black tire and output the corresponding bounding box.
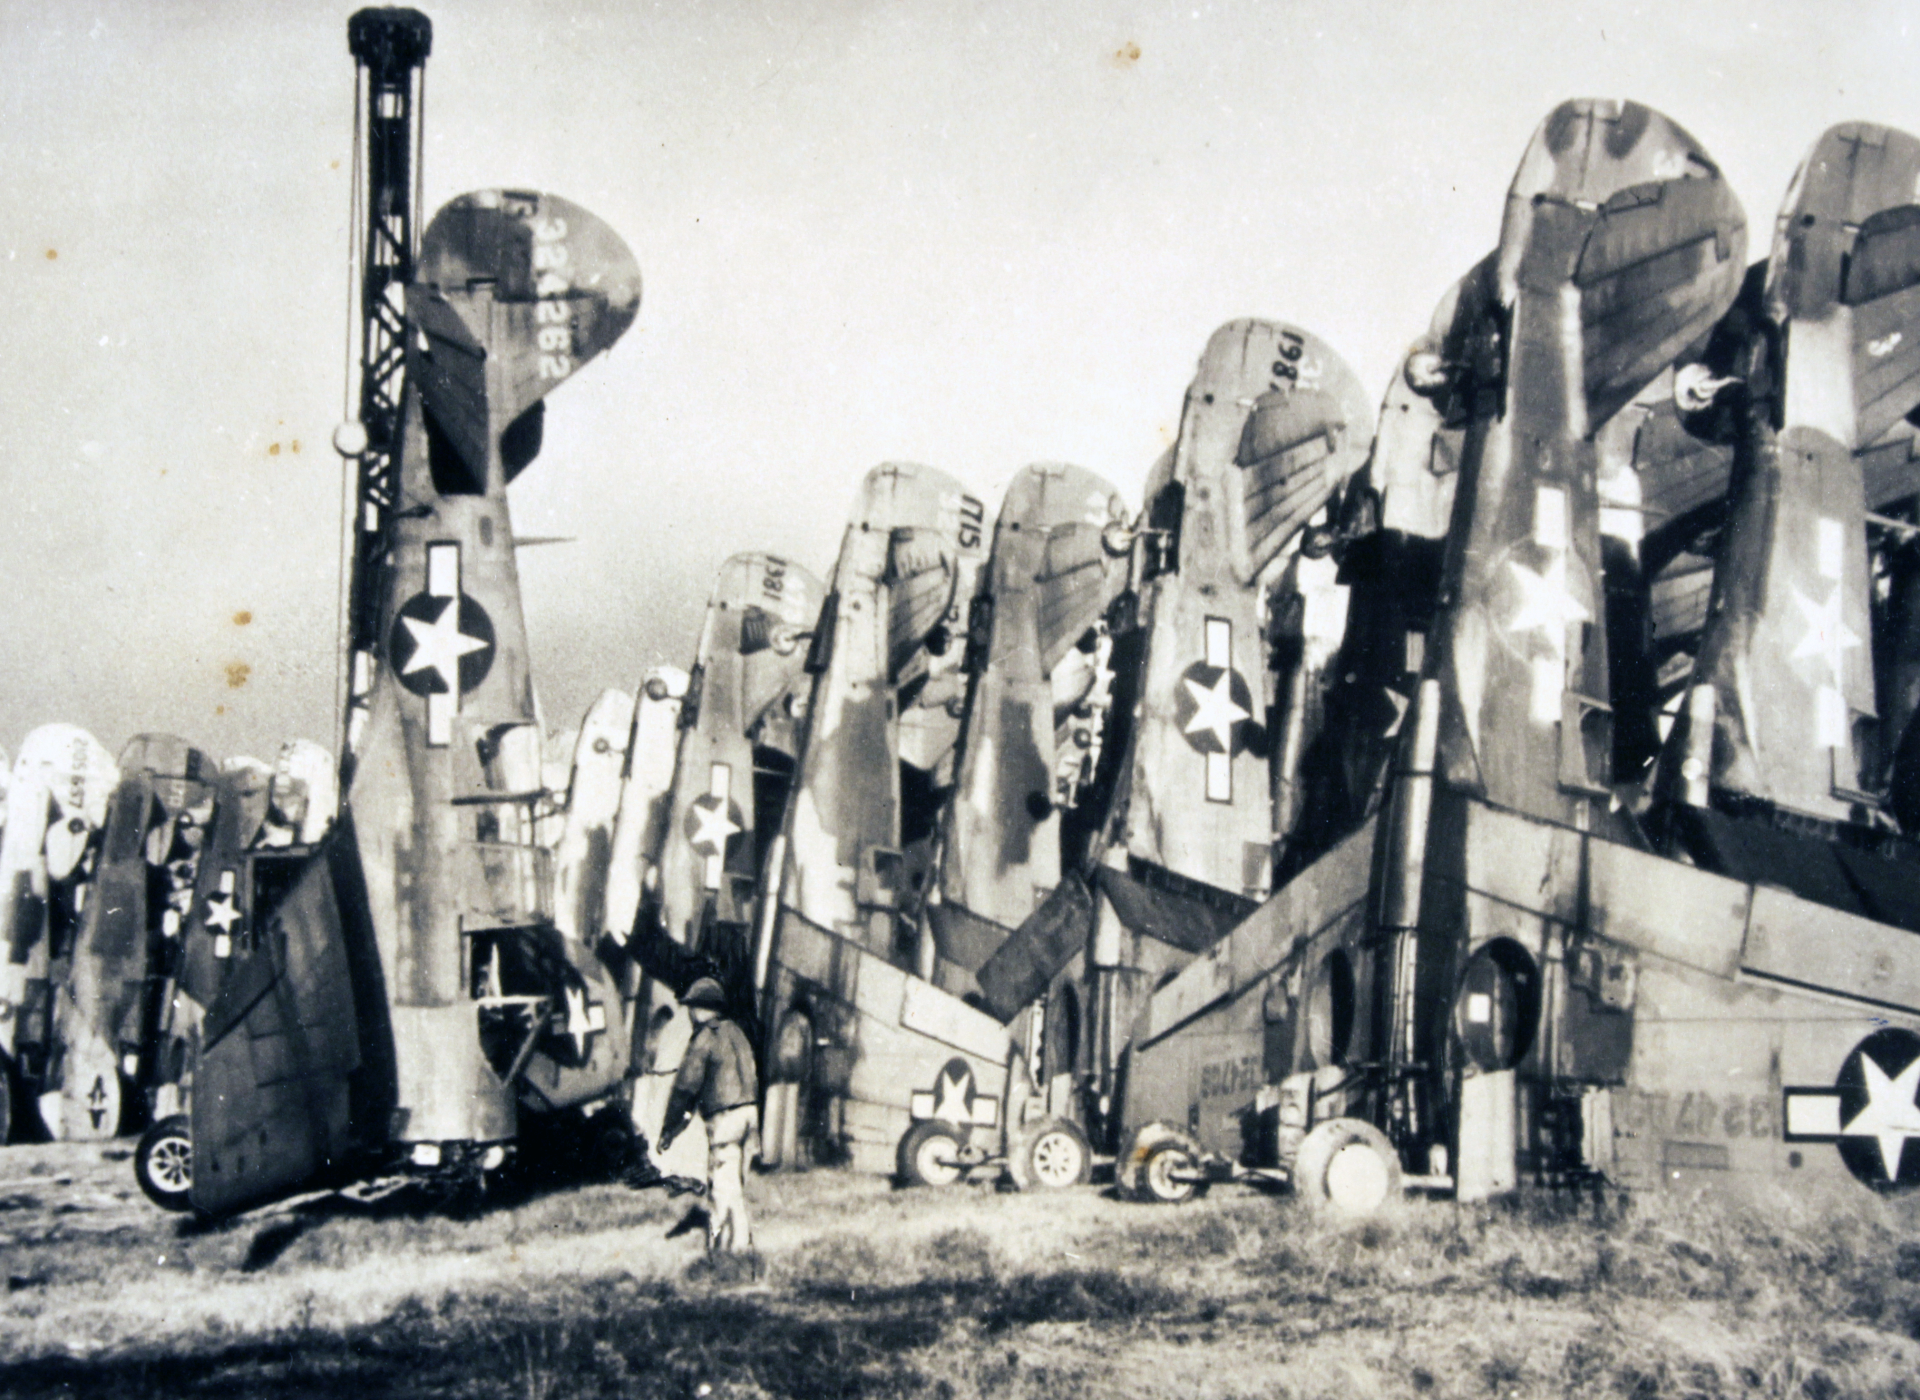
[1292,1117,1402,1216]
[135,1114,194,1212]
[0,1061,11,1146]
[1138,1139,1201,1204]
[897,1120,966,1188]
[1008,1116,1092,1191]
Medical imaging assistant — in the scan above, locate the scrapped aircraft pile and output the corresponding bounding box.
[8,9,1920,1226]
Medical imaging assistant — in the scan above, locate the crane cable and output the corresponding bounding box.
[334,60,366,767]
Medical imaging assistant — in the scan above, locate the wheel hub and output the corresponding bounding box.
[1325,1141,1390,1213]
[150,1137,192,1192]
[1031,1131,1081,1187]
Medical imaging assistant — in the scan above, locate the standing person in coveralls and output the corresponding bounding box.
[657,976,759,1253]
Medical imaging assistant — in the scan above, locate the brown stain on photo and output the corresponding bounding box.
[233,610,252,626]
[226,662,251,689]
[268,443,281,456]
[44,249,56,260]
[1111,41,1141,67]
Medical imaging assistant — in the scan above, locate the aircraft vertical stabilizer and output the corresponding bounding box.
[0,727,116,1141]
[191,190,640,1212]
[1431,99,1747,826]
[50,736,217,1141]
[754,463,998,1172]
[652,554,822,979]
[929,463,1131,1001]
[1665,123,1920,823]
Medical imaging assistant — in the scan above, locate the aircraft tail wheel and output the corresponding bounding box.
[897,1120,966,1188]
[1138,1139,1207,1204]
[135,1114,194,1212]
[1008,1115,1092,1191]
[1293,1117,1402,1216]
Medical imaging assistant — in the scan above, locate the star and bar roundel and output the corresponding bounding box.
[389,542,497,747]
[1784,1028,1920,1190]
[909,1056,999,1129]
[1173,617,1255,804]
[684,762,747,892]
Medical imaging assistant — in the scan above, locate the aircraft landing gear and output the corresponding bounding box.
[1117,1122,1211,1203]
[896,1120,966,1188]
[134,1114,194,1212]
[1008,1116,1093,1191]
[1292,1117,1402,1216]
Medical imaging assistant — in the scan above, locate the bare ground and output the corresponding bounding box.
[2,1139,1919,1399]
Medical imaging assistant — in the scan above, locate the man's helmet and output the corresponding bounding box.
[684,976,727,1009]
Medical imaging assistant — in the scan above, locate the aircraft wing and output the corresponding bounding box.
[190,829,381,1217]
[551,688,635,945]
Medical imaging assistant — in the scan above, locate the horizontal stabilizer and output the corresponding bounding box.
[1633,399,1733,562]
[1577,174,1748,425]
[1001,464,1131,671]
[927,899,1013,975]
[1093,861,1258,956]
[973,872,1094,1023]
[1189,321,1371,585]
[886,528,958,680]
[1847,207,1920,444]
[1234,383,1366,579]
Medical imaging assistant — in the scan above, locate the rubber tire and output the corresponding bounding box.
[1008,1116,1092,1192]
[1292,1117,1402,1216]
[1117,1121,1191,1199]
[135,1114,194,1212]
[897,1120,966,1188]
[1137,1139,1201,1204]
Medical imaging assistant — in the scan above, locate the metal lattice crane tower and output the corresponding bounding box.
[339,7,431,781]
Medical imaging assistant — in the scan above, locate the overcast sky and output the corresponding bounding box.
[1,0,1914,764]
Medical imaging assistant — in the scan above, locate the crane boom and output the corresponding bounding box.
[341,7,432,780]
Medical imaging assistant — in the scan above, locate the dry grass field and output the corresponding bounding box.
[1,1138,1918,1399]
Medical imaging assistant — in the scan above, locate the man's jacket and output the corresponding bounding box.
[668,1017,760,1121]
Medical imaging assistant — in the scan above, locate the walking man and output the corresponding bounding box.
[657,976,759,1253]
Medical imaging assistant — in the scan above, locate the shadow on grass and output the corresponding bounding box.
[0,1263,1196,1400]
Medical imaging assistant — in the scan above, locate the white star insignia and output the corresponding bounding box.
[1843,1050,1920,1180]
[1382,687,1411,739]
[563,984,600,1061]
[1182,668,1250,752]
[202,890,240,936]
[1791,584,1862,682]
[400,598,488,692]
[1505,553,1590,642]
[932,1065,972,1125]
[688,798,742,856]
